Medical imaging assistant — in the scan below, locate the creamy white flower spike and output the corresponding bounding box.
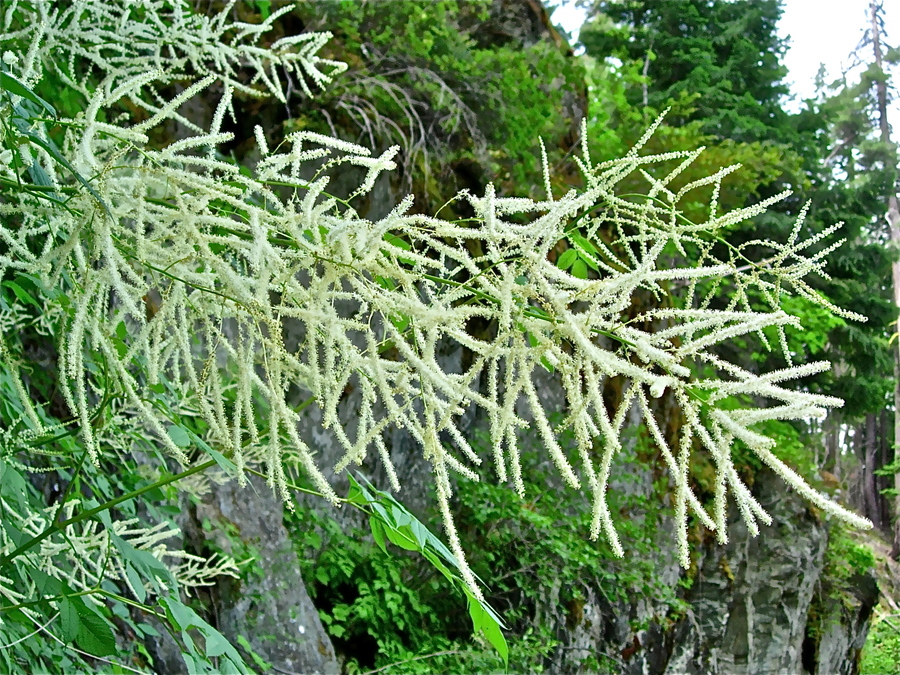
[0,0,871,601]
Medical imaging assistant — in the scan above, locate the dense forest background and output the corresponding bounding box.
[2,0,900,673]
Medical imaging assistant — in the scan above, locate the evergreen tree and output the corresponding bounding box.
[579,0,897,537]
[581,0,792,144]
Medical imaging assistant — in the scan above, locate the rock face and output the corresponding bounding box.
[538,465,878,675]
[809,571,879,675]
[665,472,828,674]
[194,474,340,675]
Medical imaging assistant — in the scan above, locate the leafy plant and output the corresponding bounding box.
[0,0,877,670]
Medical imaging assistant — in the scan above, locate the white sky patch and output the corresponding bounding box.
[548,0,900,141]
[780,0,899,126]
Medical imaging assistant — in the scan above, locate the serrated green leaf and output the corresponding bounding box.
[160,597,249,672]
[466,591,509,666]
[409,520,428,548]
[391,505,412,527]
[31,568,63,596]
[204,629,229,658]
[59,597,81,643]
[74,603,117,656]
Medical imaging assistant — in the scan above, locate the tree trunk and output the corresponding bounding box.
[865,412,883,530]
[869,0,900,557]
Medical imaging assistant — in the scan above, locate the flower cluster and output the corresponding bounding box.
[0,0,869,600]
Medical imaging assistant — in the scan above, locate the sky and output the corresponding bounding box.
[550,0,900,136]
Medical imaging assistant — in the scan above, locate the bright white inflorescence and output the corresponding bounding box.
[0,0,870,599]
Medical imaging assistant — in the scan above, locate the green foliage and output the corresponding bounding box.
[583,0,894,429]
[288,423,691,674]
[293,0,583,197]
[348,474,508,664]
[822,526,877,602]
[861,617,900,675]
[0,46,250,675]
[583,0,792,145]
[288,503,506,675]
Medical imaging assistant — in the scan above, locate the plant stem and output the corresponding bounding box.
[0,459,216,569]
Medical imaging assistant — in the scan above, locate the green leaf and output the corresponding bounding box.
[347,472,506,660]
[391,505,412,527]
[384,525,420,551]
[0,72,56,118]
[179,651,199,675]
[74,601,117,656]
[160,597,250,673]
[187,430,237,474]
[390,313,410,333]
[557,248,577,270]
[0,461,31,511]
[166,425,191,448]
[236,634,273,671]
[571,259,588,279]
[466,591,509,666]
[116,321,127,341]
[369,516,387,554]
[59,597,82,643]
[384,233,411,251]
[138,622,160,637]
[125,563,146,603]
[113,337,128,359]
[2,280,40,309]
[408,519,428,548]
[569,232,597,255]
[204,629,230,658]
[254,1,271,19]
[27,160,58,199]
[31,568,63,596]
[374,275,396,291]
[109,531,176,592]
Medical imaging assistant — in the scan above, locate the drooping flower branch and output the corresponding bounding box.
[0,0,870,602]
